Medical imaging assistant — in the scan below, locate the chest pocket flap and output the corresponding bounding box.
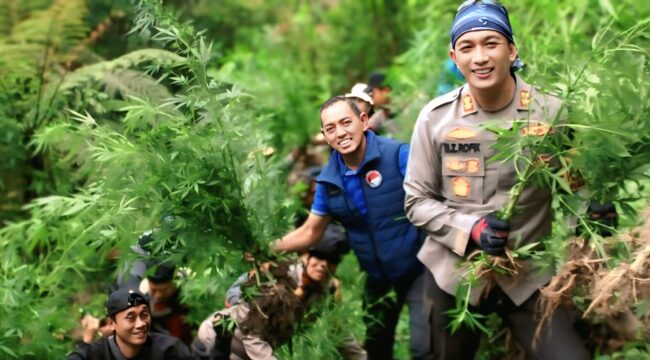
[441,154,485,203]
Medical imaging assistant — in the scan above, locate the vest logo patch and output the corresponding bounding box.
[443,143,481,153]
[446,158,480,174]
[451,176,471,197]
[462,94,475,113]
[445,127,477,140]
[520,90,531,108]
[365,170,383,188]
[520,122,552,136]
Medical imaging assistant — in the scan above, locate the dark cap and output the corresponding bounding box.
[131,230,154,255]
[146,260,176,283]
[307,224,350,264]
[107,289,149,317]
[365,72,389,93]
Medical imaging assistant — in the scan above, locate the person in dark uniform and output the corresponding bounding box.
[68,288,191,360]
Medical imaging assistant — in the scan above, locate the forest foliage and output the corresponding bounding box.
[0,0,649,358]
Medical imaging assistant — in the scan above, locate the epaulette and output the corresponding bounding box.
[425,86,463,113]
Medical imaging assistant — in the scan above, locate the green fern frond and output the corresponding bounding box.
[0,0,52,36]
[0,43,44,74]
[0,0,88,78]
[10,0,87,49]
[55,48,184,103]
[102,69,172,102]
[5,0,52,17]
[60,49,185,89]
[0,1,13,36]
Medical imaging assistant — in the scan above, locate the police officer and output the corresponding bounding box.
[68,289,191,360]
[404,1,591,359]
[275,96,429,359]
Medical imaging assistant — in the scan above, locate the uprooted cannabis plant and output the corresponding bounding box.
[0,0,367,357]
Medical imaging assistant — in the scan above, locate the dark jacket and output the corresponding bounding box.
[68,333,191,360]
[317,132,423,282]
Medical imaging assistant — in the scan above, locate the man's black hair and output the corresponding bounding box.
[319,95,362,120]
[365,72,390,92]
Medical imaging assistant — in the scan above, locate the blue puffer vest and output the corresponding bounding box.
[316,132,423,282]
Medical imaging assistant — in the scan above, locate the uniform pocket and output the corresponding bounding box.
[441,155,485,203]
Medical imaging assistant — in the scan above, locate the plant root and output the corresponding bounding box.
[466,249,526,300]
[534,209,650,350]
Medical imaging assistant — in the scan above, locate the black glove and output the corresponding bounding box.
[587,201,618,237]
[470,212,510,256]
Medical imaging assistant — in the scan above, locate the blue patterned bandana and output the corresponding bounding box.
[450,2,514,49]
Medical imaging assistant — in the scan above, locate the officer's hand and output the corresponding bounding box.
[470,213,510,256]
[587,201,618,237]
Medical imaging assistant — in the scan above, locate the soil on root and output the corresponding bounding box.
[535,209,650,353]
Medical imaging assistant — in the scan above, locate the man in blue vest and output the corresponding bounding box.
[274,95,429,359]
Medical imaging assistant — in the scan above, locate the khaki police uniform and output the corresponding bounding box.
[405,75,561,306]
[405,75,589,359]
[193,304,276,360]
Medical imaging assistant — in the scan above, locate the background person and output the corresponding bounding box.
[68,288,191,360]
[345,82,374,116]
[364,73,396,135]
[139,260,193,346]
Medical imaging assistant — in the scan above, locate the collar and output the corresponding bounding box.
[339,131,380,175]
[514,75,533,111]
[109,333,151,359]
[460,74,533,116]
[318,131,380,187]
[108,335,128,360]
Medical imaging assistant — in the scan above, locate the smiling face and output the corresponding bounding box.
[305,256,330,282]
[320,100,368,160]
[450,30,517,93]
[113,304,150,347]
[303,255,337,284]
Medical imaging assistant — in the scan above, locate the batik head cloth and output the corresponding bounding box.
[450,1,514,49]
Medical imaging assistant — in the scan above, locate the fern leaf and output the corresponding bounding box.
[60,48,185,89]
[9,0,88,52]
[57,48,184,102]
[0,0,52,36]
[102,69,172,103]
